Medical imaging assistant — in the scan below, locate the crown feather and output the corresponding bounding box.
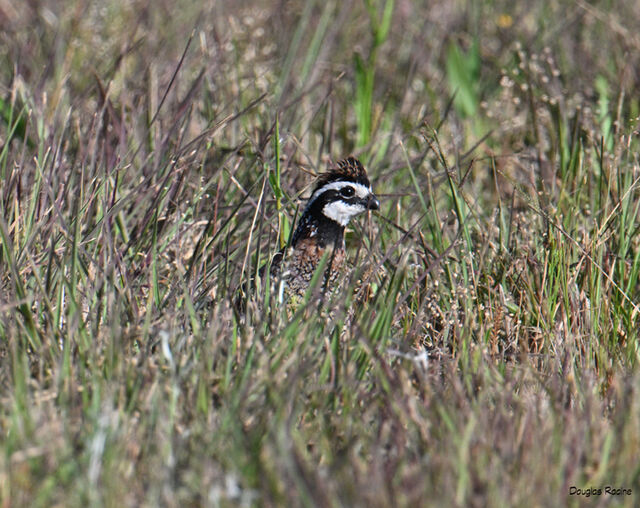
[313,156,370,193]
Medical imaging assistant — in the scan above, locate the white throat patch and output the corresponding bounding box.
[322,201,366,226]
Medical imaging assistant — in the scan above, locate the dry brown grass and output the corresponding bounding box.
[1,0,639,506]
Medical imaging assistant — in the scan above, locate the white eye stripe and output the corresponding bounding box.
[307,181,371,207]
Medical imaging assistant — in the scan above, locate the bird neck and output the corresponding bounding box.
[291,210,345,249]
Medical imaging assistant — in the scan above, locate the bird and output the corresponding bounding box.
[242,156,379,312]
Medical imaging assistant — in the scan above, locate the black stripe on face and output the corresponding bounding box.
[306,180,373,210]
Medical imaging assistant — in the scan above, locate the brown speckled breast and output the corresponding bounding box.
[276,238,346,302]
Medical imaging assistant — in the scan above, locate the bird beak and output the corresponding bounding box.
[365,194,380,210]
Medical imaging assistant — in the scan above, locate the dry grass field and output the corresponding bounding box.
[1,0,639,506]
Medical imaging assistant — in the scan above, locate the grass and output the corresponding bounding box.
[1,0,640,506]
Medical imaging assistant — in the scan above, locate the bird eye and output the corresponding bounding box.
[340,186,355,197]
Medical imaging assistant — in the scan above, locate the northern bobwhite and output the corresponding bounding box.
[247,156,379,309]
